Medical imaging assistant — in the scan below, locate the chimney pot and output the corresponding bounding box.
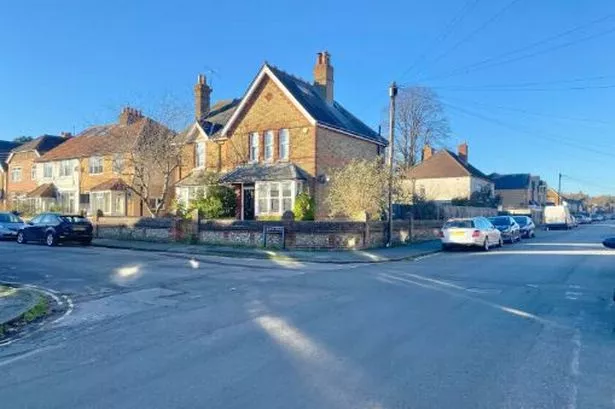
[194,73,212,121]
[119,106,143,125]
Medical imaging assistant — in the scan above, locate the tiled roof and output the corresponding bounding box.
[180,99,241,143]
[10,135,66,155]
[407,150,490,180]
[37,117,173,162]
[490,173,531,190]
[176,169,210,187]
[0,140,20,171]
[27,183,57,198]
[90,178,129,192]
[219,163,310,184]
[266,65,386,145]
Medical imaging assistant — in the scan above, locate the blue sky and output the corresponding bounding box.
[1,0,614,195]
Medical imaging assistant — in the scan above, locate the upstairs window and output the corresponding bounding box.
[89,156,103,174]
[195,142,205,168]
[249,132,259,162]
[31,165,36,181]
[112,153,124,174]
[10,167,21,182]
[279,129,289,160]
[43,163,53,178]
[264,131,274,161]
[59,160,73,177]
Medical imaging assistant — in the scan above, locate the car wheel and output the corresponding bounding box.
[498,237,504,247]
[16,231,26,244]
[530,230,535,238]
[45,232,56,247]
[483,239,490,252]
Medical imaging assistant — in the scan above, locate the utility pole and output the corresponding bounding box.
[387,82,398,247]
[557,173,562,205]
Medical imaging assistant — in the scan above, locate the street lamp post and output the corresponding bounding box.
[387,82,398,247]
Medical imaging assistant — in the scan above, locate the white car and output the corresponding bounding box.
[440,217,503,251]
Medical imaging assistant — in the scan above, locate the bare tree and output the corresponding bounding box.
[383,86,450,171]
[116,99,191,217]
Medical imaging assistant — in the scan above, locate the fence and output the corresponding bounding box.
[95,217,443,250]
[393,204,497,220]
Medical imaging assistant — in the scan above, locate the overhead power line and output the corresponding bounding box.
[420,13,615,82]
[414,0,524,78]
[399,0,482,81]
[429,83,615,92]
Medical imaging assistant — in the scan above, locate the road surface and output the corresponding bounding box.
[2,224,615,408]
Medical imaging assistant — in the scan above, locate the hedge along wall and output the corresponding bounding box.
[95,217,443,249]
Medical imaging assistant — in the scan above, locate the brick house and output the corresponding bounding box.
[0,140,20,210]
[35,108,174,216]
[176,52,387,219]
[5,135,68,211]
[406,143,494,202]
[490,173,547,209]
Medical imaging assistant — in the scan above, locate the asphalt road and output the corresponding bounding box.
[2,224,615,409]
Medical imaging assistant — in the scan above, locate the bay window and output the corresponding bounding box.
[90,191,126,216]
[255,181,297,215]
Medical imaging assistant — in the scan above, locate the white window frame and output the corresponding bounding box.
[255,181,297,216]
[59,160,73,177]
[195,142,206,168]
[89,156,103,175]
[112,153,124,174]
[43,163,53,178]
[279,128,289,161]
[10,167,22,182]
[249,132,259,163]
[264,131,274,162]
[31,165,36,181]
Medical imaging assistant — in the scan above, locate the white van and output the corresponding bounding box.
[544,205,573,230]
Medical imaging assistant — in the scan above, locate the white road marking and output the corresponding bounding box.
[0,344,61,367]
[568,329,582,409]
[51,295,74,325]
[566,291,583,300]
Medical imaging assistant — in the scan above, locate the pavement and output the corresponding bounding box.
[92,237,443,263]
[2,223,615,408]
[0,285,39,327]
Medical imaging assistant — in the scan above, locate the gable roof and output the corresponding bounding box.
[0,140,20,171]
[407,150,490,180]
[6,135,66,164]
[220,64,386,145]
[37,117,173,162]
[180,99,241,143]
[490,173,531,190]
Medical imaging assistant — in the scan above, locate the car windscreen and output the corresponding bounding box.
[0,213,22,223]
[513,217,528,226]
[444,220,474,229]
[60,216,89,224]
[489,217,510,226]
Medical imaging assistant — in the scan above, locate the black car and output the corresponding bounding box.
[513,216,536,238]
[17,213,93,246]
[488,216,521,243]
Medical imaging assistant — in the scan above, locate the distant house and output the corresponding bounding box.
[0,140,20,209]
[405,143,494,203]
[490,173,547,209]
[546,188,584,213]
[5,135,68,211]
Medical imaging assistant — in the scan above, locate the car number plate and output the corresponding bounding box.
[451,231,465,237]
[73,226,86,231]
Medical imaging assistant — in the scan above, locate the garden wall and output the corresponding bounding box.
[95,217,443,250]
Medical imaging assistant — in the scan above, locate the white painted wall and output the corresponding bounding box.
[35,159,80,212]
[409,176,494,202]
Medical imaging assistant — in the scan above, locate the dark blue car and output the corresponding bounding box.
[17,213,93,246]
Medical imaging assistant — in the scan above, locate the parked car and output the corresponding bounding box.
[544,205,574,230]
[575,214,591,224]
[0,211,26,240]
[571,215,578,228]
[488,216,521,243]
[16,213,93,246]
[440,217,502,251]
[513,216,536,238]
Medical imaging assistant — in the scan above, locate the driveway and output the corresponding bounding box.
[1,224,615,408]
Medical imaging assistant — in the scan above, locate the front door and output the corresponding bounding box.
[243,185,255,220]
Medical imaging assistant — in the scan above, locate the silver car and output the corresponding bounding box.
[440,217,503,251]
[0,212,26,240]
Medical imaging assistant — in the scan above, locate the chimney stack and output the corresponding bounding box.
[458,142,468,163]
[194,74,212,122]
[313,51,334,103]
[422,145,434,161]
[60,131,72,138]
[119,107,144,125]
